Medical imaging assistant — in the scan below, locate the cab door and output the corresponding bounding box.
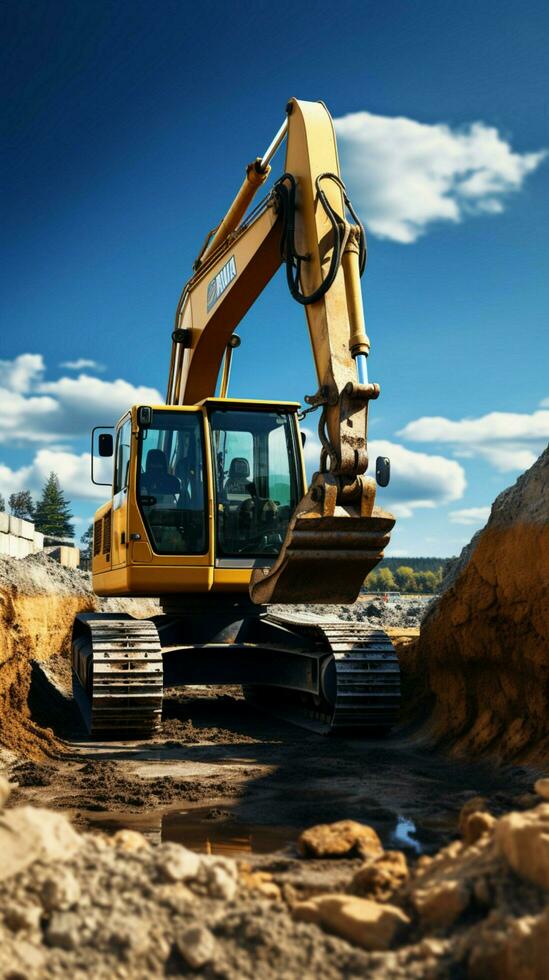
[112,415,132,566]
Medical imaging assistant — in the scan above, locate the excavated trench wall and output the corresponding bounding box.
[0,557,96,758]
[400,447,549,765]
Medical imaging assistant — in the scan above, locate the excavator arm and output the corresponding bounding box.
[167,97,394,604]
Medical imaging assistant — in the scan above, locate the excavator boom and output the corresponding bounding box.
[167,97,394,603]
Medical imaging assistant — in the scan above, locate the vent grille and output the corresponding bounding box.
[102,511,112,555]
[93,519,102,557]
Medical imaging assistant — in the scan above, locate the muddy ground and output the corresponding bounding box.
[6,675,537,862]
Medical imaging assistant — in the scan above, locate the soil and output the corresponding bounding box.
[402,446,549,763]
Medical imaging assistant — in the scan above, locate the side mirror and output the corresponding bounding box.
[376,456,390,488]
[98,433,113,457]
[138,406,152,427]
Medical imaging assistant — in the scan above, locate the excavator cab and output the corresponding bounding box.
[91,399,306,597]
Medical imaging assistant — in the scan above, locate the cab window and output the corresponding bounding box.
[113,418,131,494]
[137,411,206,555]
[210,408,300,558]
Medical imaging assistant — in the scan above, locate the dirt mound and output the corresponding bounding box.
[400,447,549,763]
[0,778,547,978]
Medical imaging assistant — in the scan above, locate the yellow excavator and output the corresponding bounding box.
[72,97,399,736]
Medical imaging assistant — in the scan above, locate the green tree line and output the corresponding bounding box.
[0,473,74,538]
[366,564,444,594]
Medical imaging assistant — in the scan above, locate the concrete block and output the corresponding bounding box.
[19,519,34,541]
[0,532,9,555]
[33,531,44,552]
[0,513,9,534]
[8,516,22,537]
[48,545,80,569]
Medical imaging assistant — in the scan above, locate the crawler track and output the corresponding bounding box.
[250,616,401,734]
[72,616,163,735]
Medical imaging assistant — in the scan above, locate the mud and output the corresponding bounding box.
[7,685,537,864]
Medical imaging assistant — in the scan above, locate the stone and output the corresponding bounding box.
[240,868,281,900]
[177,925,217,969]
[298,820,383,860]
[468,908,549,980]
[202,860,238,901]
[0,776,12,808]
[352,851,409,901]
[293,893,410,950]
[412,878,470,929]
[0,807,81,882]
[534,778,549,801]
[155,843,201,883]
[45,911,82,950]
[112,829,150,852]
[463,811,496,845]
[4,903,42,932]
[458,797,489,836]
[495,805,549,889]
[40,869,81,911]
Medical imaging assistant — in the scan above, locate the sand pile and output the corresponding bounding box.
[400,447,549,763]
[0,776,548,979]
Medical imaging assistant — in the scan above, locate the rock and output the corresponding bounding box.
[0,807,81,882]
[177,925,217,969]
[534,778,549,801]
[111,829,150,852]
[108,916,151,955]
[298,820,383,859]
[365,603,382,618]
[293,893,410,950]
[45,911,82,950]
[412,878,470,929]
[155,843,201,883]
[240,868,281,900]
[352,851,408,901]
[0,775,12,808]
[495,805,549,889]
[458,797,489,836]
[40,869,81,911]
[468,908,549,980]
[4,903,42,932]
[463,811,496,845]
[201,858,238,900]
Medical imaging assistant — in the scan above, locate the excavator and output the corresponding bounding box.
[72,98,400,736]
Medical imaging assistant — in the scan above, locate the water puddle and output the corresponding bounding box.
[80,804,299,856]
[390,814,422,853]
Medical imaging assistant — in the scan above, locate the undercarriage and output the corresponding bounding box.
[71,596,400,737]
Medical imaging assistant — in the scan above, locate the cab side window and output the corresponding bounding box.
[114,418,132,494]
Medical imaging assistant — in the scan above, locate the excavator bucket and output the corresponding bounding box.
[250,478,395,605]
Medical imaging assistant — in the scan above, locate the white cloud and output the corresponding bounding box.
[60,358,105,372]
[301,429,465,516]
[369,439,466,515]
[0,353,44,393]
[449,506,491,526]
[334,111,546,243]
[0,449,112,502]
[398,409,549,472]
[0,354,162,444]
[539,396,549,408]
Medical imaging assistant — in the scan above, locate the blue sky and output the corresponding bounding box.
[1,0,548,555]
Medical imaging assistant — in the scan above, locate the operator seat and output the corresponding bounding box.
[142,449,180,496]
[224,457,254,496]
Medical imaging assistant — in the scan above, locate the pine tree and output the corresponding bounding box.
[0,493,5,512]
[8,490,35,521]
[80,523,93,560]
[34,473,74,539]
